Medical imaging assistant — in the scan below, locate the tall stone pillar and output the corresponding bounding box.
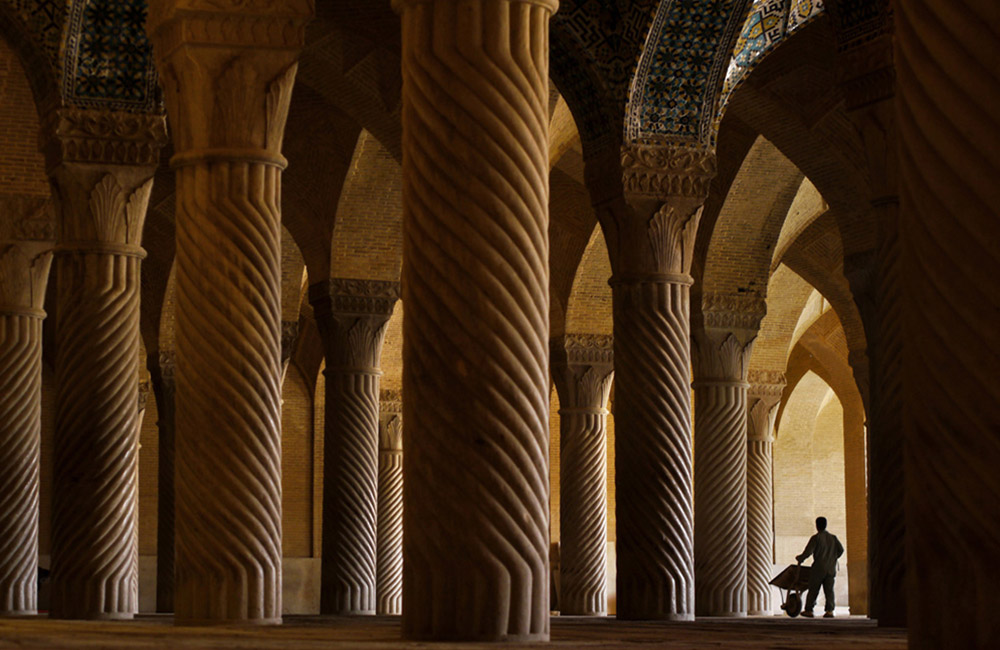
[395,0,555,640]
[149,350,175,613]
[895,2,1000,647]
[745,371,784,616]
[377,390,403,616]
[310,278,398,615]
[692,294,764,617]
[842,28,903,626]
[551,334,613,616]
[590,143,715,621]
[148,0,311,624]
[0,198,53,616]
[42,109,165,619]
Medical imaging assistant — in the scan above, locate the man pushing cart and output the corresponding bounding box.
[771,516,844,618]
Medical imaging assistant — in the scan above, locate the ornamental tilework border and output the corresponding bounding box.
[717,0,825,115]
[626,0,752,145]
[61,0,159,112]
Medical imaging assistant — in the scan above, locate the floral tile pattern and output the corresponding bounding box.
[627,0,750,145]
[62,0,159,112]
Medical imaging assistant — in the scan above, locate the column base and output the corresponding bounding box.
[175,616,282,626]
[617,612,695,622]
[0,610,38,617]
[748,609,773,617]
[699,611,748,618]
[404,631,550,643]
[50,611,135,621]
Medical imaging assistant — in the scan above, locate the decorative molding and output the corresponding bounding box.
[311,279,400,318]
[701,292,767,332]
[554,334,613,366]
[746,370,786,393]
[41,109,167,169]
[693,331,755,383]
[0,196,55,242]
[621,143,717,200]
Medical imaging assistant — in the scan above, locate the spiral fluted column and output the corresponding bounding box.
[895,2,1000,646]
[377,391,403,616]
[149,1,311,624]
[396,0,555,640]
[311,279,398,616]
[0,219,52,616]
[692,299,761,618]
[42,110,165,620]
[588,142,715,621]
[150,350,175,613]
[745,372,783,616]
[551,335,613,616]
[842,28,903,624]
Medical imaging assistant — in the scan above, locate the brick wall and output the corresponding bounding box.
[282,363,315,557]
[0,37,48,197]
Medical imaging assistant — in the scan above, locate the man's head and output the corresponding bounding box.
[816,517,828,531]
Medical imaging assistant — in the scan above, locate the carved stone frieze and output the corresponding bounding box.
[551,335,614,412]
[621,142,717,200]
[746,370,786,393]
[0,196,55,242]
[311,279,400,317]
[380,389,402,415]
[41,109,167,170]
[700,292,767,332]
[692,330,755,384]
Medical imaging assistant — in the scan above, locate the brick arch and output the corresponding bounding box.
[283,85,363,282]
[696,135,803,304]
[0,0,61,112]
[549,159,599,338]
[748,263,815,377]
[723,15,872,256]
[564,224,612,336]
[298,12,403,160]
[327,130,402,283]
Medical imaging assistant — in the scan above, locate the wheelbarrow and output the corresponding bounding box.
[770,563,811,617]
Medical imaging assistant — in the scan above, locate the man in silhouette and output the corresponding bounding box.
[796,516,844,618]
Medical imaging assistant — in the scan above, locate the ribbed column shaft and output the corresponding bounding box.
[377,447,403,615]
[151,351,175,613]
[744,377,782,617]
[172,160,284,624]
[560,407,608,615]
[311,280,397,616]
[693,382,748,616]
[551,334,613,617]
[0,314,43,615]
[869,197,905,626]
[397,0,554,640]
[149,1,310,623]
[322,369,380,614]
[895,1,1000,646]
[746,438,773,614]
[613,279,694,620]
[51,251,142,619]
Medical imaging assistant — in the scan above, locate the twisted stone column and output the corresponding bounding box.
[692,296,763,617]
[592,143,715,621]
[150,350,175,613]
[843,30,903,625]
[377,391,403,616]
[311,279,398,615]
[745,372,784,616]
[895,2,1000,646]
[149,0,310,623]
[0,201,53,615]
[551,335,613,616]
[396,0,555,639]
[42,109,165,620]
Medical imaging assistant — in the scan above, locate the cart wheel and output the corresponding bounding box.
[785,592,802,618]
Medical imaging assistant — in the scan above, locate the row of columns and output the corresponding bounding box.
[0,0,988,646]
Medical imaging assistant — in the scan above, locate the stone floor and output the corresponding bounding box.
[0,615,907,649]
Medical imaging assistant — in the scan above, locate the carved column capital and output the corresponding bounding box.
[620,142,717,203]
[40,108,168,171]
[148,0,312,164]
[310,279,399,372]
[379,412,403,453]
[0,196,55,316]
[380,388,402,416]
[839,32,895,113]
[550,334,614,412]
[746,372,785,443]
